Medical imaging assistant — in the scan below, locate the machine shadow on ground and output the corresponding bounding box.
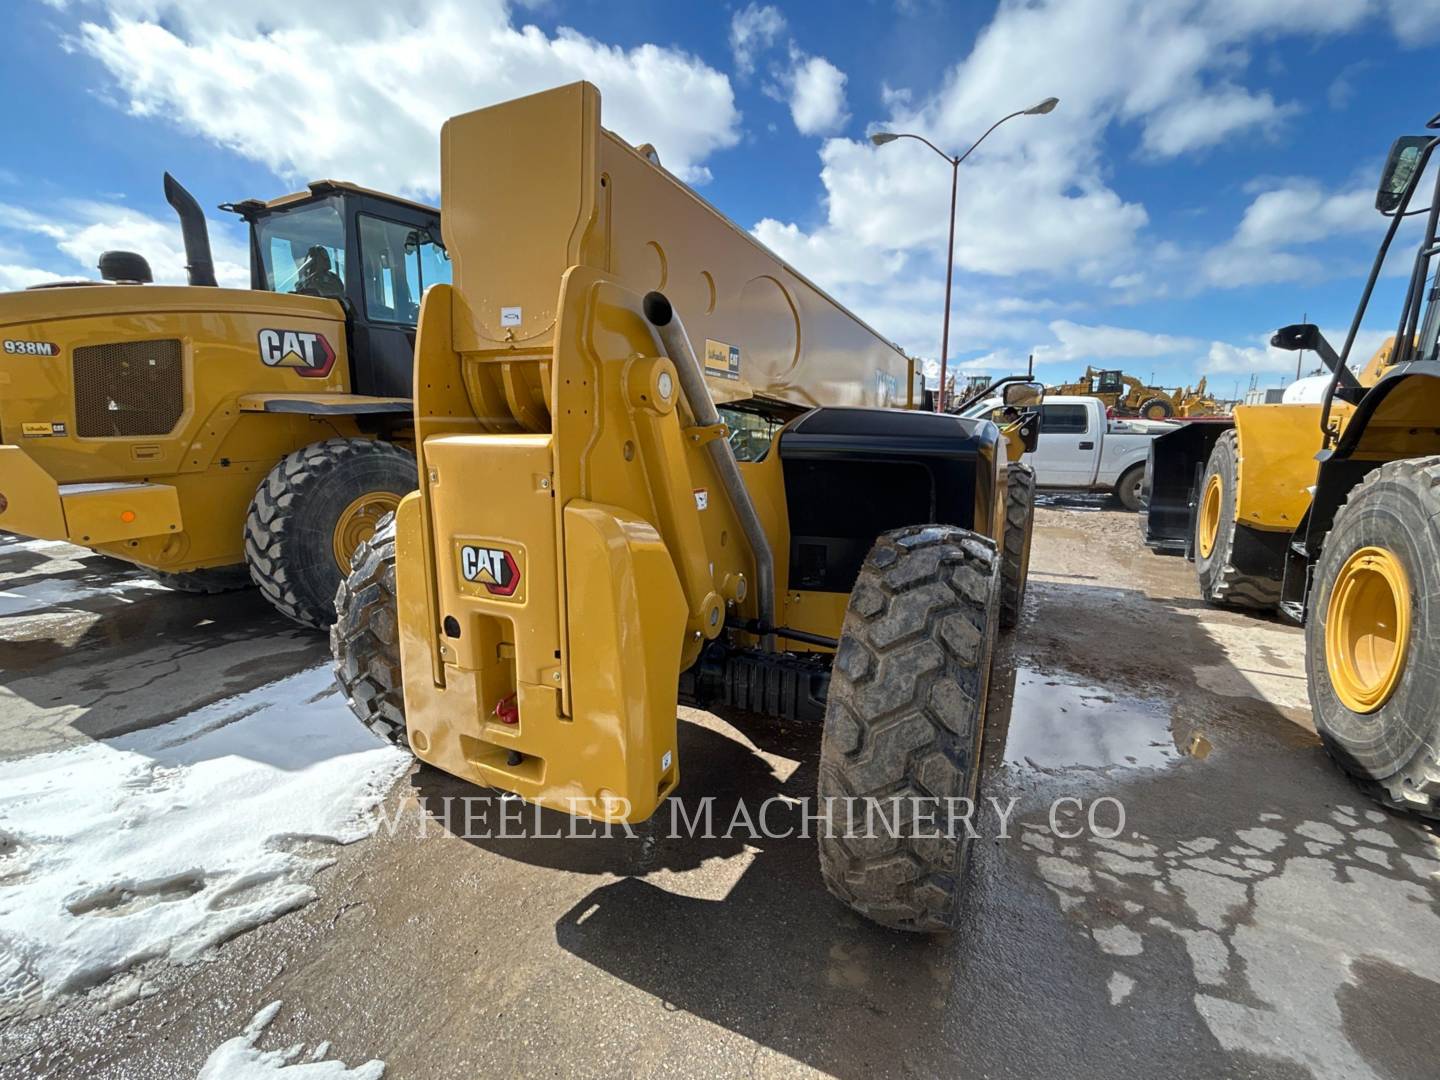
[400,567,1440,1078]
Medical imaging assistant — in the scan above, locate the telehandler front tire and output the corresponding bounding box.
[245,438,416,629]
[817,525,1000,932]
[331,515,409,749]
[1307,457,1440,818]
[1000,463,1035,631]
[1194,430,1280,610]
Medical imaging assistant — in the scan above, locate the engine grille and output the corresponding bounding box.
[73,340,184,438]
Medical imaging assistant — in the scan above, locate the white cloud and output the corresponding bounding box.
[730,3,787,77]
[0,200,250,288]
[1141,87,1297,158]
[786,55,849,136]
[1201,180,1380,287]
[1033,320,1201,365]
[71,1,740,192]
[0,264,66,290]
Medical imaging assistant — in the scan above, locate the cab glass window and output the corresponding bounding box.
[358,215,451,326]
[720,406,784,461]
[255,199,346,299]
[1040,404,1089,434]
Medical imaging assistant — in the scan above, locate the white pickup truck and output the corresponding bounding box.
[959,394,1176,510]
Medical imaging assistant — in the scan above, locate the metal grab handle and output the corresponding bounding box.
[643,291,776,651]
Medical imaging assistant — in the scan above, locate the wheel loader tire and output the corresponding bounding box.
[1193,430,1280,610]
[1115,463,1145,513]
[1000,463,1035,631]
[817,525,1000,933]
[331,514,409,749]
[148,565,251,594]
[1139,396,1175,420]
[1306,457,1440,818]
[245,438,416,630]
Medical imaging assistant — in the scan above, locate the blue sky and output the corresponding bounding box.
[4,0,1439,398]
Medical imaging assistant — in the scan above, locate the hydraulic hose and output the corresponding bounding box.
[643,291,776,650]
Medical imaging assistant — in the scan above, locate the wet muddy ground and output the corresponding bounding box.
[3,501,1439,1080]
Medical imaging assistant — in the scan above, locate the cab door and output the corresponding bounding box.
[1029,403,1097,486]
[343,196,452,399]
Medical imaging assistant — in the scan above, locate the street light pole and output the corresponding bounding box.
[872,96,1058,412]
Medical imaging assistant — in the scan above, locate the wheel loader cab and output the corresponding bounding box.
[228,182,451,398]
[0,174,434,626]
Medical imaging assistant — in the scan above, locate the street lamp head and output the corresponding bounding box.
[870,131,900,145]
[1025,96,1060,115]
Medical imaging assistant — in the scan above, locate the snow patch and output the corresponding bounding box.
[0,666,409,1005]
[198,1000,385,1079]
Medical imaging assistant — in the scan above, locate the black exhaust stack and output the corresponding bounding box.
[163,172,218,287]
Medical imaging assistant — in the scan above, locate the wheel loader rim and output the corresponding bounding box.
[1198,473,1223,559]
[1325,545,1411,715]
[332,491,404,574]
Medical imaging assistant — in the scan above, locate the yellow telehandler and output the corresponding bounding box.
[330,83,1042,932]
[1145,117,1440,816]
[0,173,446,626]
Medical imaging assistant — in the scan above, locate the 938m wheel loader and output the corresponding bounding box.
[0,173,446,626]
[330,82,1042,932]
[1144,114,1440,817]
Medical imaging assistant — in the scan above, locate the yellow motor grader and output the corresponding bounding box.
[330,83,1042,932]
[0,173,446,626]
[1145,117,1440,817]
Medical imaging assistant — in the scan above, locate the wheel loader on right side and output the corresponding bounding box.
[1145,115,1440,817]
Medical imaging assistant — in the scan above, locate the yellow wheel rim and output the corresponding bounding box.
[332,491,402,573]
[1197,473,1223,559]
[1325,546,1411,714]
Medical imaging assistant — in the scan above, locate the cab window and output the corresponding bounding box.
[255,199,347,298]
[358,215,452,326]
[1040,404,1089,434]
[720,406,784,461]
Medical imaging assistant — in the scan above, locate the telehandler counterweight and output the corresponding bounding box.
[0,175,445,626]
[331,83,1042,932]
[1144,115,1440,816]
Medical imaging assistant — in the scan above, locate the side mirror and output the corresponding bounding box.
[1377,135,1430,214]
[1003,381,1044,407]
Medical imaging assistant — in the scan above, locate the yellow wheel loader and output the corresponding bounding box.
[0,173,447,626]
[330,83,1042,932]
[1145,117,1440,816]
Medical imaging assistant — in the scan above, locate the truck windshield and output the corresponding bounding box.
[255,199,346,299]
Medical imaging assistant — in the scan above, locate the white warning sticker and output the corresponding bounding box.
[500,306,522,327]
[693,489,709,510]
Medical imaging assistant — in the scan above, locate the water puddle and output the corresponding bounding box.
[1001,667,1177,770]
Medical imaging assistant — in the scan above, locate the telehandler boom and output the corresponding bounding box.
[331,83,1042,932]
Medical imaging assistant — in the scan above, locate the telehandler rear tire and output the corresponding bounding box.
[817,525,1000,932]
[331,515,408,749]
[245,438,416,629]
[1000,463,1035,631]
[1194,430,1280,610]
[1307,457,1440,818]
[148,565,250,594]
